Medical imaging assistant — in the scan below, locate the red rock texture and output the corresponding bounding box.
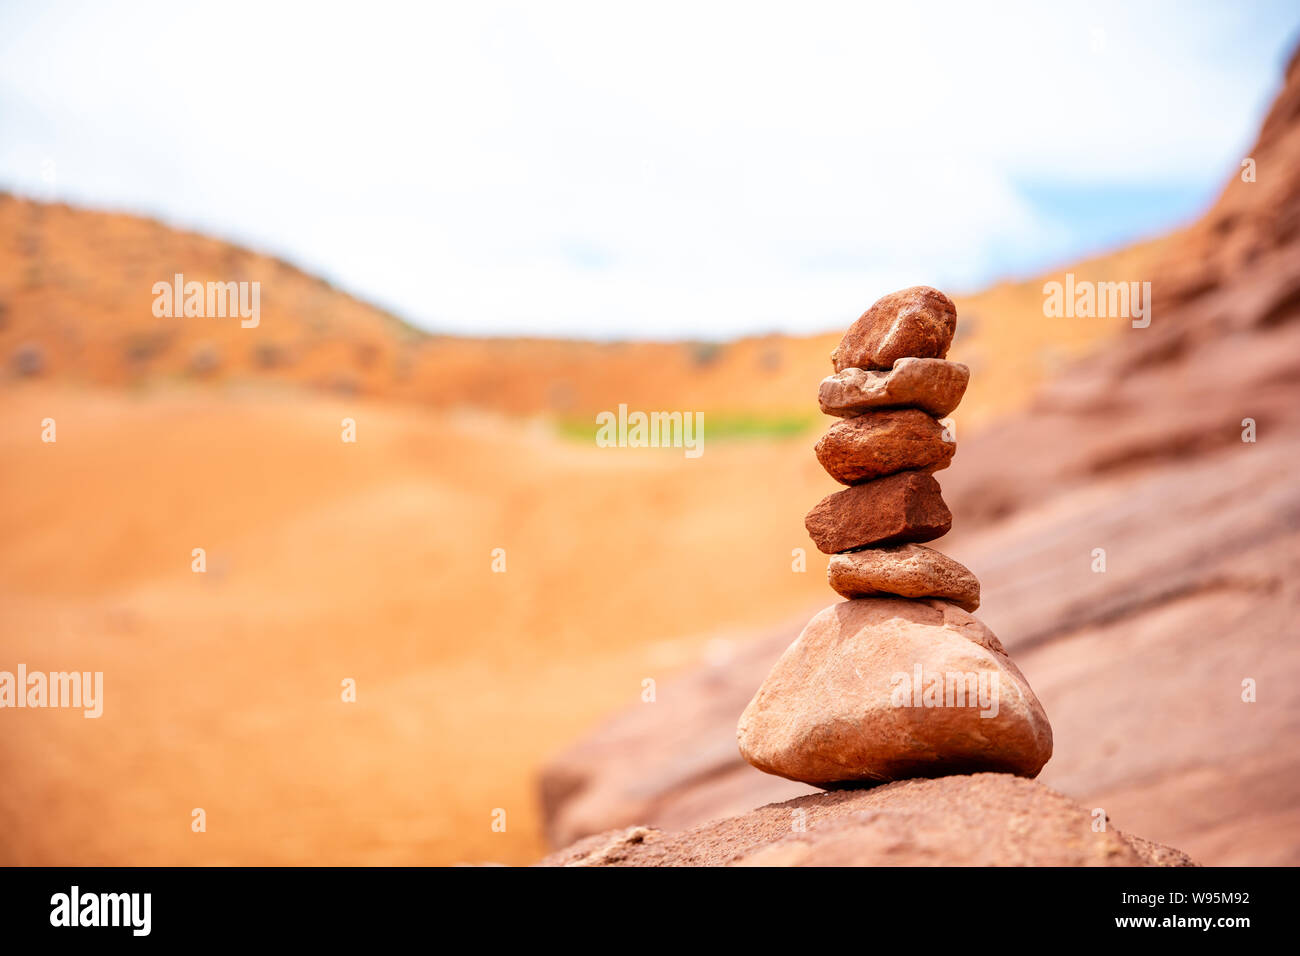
[820,358,969,418]
[814,409,954,485]
[537,774,1195,866]
[830,286,957,371]
[805,471,952,553]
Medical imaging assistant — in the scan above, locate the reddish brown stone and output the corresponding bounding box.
[819,358,969,418]
[737,599,1053,786]
[805,471,951,554]
[828,543,980,610]
[831,286,957,371]
[814,409,954,485]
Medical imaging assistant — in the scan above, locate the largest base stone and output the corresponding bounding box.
[737,597,1053,786]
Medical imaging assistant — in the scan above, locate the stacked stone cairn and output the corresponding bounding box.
[738,287,1053,786]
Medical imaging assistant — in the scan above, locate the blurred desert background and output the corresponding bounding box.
[0,193,1157,864]
[3,4,1300,866]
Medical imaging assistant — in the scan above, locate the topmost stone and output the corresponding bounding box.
[831,286,958,371]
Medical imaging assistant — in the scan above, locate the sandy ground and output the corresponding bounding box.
[0,382,844,864]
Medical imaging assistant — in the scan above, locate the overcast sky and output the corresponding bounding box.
[2,1,1298,339]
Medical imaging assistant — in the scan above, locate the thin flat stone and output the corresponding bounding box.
[819,358,969,418]
[828,544,980,610]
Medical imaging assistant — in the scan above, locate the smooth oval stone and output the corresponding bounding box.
[737,598,1054,786]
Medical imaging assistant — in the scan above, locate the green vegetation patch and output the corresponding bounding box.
[554,411,818,443]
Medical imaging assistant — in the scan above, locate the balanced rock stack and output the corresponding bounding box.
[738,287,1053,786]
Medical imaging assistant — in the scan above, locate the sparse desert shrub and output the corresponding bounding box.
[687,341,723,367]
[253,342,289,369]
[188,342,220,377]
[124,330,172,365]
[325,374,358,396]
[354,342,379,369]
[13,342,46,377]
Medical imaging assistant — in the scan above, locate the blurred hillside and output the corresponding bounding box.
[0,193,1168,430]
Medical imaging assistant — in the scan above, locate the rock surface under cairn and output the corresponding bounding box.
[538,774,1194,867]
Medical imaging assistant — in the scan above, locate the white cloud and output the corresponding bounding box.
[0,0,1295,337]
